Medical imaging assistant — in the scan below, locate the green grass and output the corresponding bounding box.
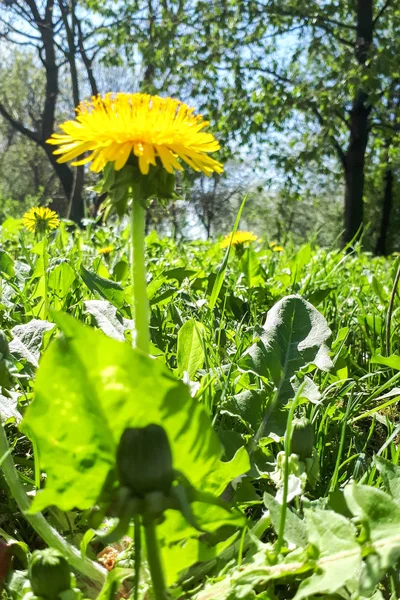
[0,217,400,599]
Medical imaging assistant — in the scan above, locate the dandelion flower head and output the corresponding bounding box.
[23,207,59,234]
[97,245,114,255]
[220,231,258,248]
[47,93,223,177]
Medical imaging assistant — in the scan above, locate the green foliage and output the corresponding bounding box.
[0,219,400,599]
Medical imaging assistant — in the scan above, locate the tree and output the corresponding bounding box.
[0,51,63,210]
[0,0,104,222]
[98,0,399,249]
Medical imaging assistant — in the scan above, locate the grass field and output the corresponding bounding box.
[1,215,400,599]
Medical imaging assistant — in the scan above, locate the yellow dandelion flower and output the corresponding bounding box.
[269,241,278,248]
[47,93,223,177]
[272,245,284,252]
[220,231,258,248]
[97,245,114,255]
[23,207,59,234]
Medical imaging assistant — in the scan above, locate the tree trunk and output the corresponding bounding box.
[342,0,373,247]
[343,91,370,245]
[375,165,394,256]
[45,148,85,222]
[68,166,85,224]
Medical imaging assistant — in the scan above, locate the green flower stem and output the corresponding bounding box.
[42,235,49,319]
[131,196,150,354]
[133,516,142,600]
[144,521,168,600]
[276,381,305,555]
[0,420,106,586]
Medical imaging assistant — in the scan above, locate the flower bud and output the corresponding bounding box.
[29,549,71,599]
[117,425,174,498]
[290,417,315,460]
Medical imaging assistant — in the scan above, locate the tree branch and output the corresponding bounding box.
[373,0,393,27]
[0,100,40,144]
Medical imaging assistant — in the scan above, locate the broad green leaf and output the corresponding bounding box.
[0,391,22,423]
[345,483,400,575]
[162,536,217,586]
[22,313,221,512]
[239,248,261,288]
[205,447,250,496]
[241,295,332,389]
[177,319,206,378]
[263,493,307,548]
[80,266,126,308]
[222,390,266,432]
[161,512,244,586]
[48,262,76,299]
[0,250,14,277]
[84,300,134,342]
[374,455,400,499]
[371,354,400,371]
[9,320,55,368]
[240,295,332,435]
[293,508,361,599]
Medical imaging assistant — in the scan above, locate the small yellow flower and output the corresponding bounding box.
[23,207,59,234]
[220,231,258,248]
[47,93,223,177]
[97,245,114,255]
[269,241,278,248]
[272,245,284,252]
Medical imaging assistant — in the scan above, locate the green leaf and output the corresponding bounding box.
[0,250,14,277]
[80,266,126,308]
[97,567,132,600]
[209,195,247,309]
[0,391,22,424]
[374,455,400,499]
[48,262,76,299]
[345,483,400,576]
[241,295,332,387]
[293,509,361,599]
[21,313,222,512]
[9,320,55,368]
[240,295,332,435]
[176,319,206,378]
[84,300,133,342]
[222,390,265,432]
[205,447,250,496]
[263,493,307,548]
[371,354,400,371]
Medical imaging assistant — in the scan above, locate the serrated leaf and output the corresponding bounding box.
[0,391,22,423]
[241,295,333,387]
[371,354,400,370]
[240,295,332,435]
[21,313,222,512]
[294,509,361,599]
[205,447,250,496]
[84,300,134,342]
[345,483,400,576]
[9,320,55,368]
[80,266,126,308]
